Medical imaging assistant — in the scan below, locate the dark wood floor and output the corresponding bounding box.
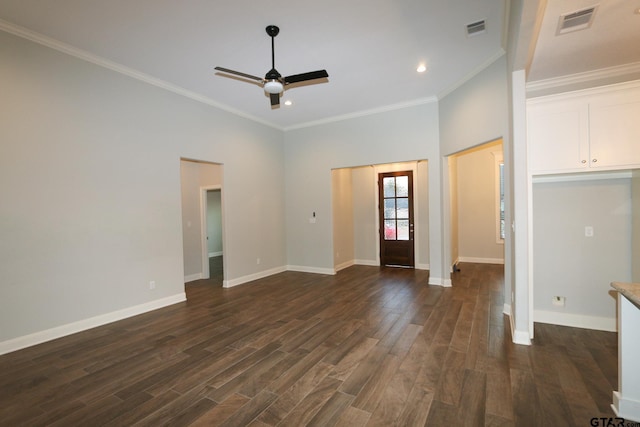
[0,263,618,426]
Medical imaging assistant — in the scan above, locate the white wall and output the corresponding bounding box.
[439,56,509,157]
[532,177,632,331]
[454,142,504,264]
[352,166,378,264]
[284,103,442,280]
[331,168,354,271]
[0,30,286,349]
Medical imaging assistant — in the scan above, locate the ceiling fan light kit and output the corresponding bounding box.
[215,25,328,107]
[264,80,283,94]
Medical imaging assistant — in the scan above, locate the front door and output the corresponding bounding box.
[378,171,414,267]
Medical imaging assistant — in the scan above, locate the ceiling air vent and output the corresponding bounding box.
[466,20,486,37]
[556,6,598,35]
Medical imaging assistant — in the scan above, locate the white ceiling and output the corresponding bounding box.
[0,0,638,129]
[529,0,640,82]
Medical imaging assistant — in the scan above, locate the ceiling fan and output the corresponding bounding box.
[215,25,329,107]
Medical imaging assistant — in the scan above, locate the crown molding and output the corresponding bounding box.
[0,19,282,130]
[526,61,640,93]
[283,96,438,131]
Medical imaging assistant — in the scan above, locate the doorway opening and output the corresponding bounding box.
[179,158,225,286]
[447,139,504,272]
[331,160,428,272]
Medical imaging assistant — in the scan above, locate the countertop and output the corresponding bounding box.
[611,282,640,309]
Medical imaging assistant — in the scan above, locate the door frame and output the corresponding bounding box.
[200,185,224,280]
[373,162,423,268]
[378,170,415,267]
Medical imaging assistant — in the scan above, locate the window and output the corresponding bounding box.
[382,175,410,241]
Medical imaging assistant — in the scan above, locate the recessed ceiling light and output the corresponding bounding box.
[284,100,292,106]
[417,64,427,73]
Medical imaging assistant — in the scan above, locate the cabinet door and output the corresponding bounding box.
[589,88,640,170]
[527,100,589,174]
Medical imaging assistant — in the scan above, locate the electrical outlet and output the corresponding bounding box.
[256,258,261,265]
[552,296,565,307]
[149,281,156,290]
[585,226,594,237]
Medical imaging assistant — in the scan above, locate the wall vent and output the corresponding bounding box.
[466,20,486,37]
[557,6,598,35]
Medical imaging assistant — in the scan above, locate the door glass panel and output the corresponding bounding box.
[384,220,396,240]
[396,176,408,197]
[397,220,409,240]
[383,177,396,198]
[396,198,408,219]
[384,199,396,219]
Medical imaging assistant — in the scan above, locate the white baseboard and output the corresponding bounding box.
[334,260,355,273]
[428,277,452,287]
[354,259,379,266]
[0,293,186,355]
[415,263,430,271]
[285,265,336,275]
[512,329,532,345]
[503,303,511,316]
[457,257,504,265]
[208,251,223,258]
[223,266,287,288]
[534,309,617,332]
[612,391,640,423]
[184,273,202,283]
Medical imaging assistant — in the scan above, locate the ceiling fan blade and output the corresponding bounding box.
[270,93,280,106]
[214,67,263,82]
[284,70,329,84]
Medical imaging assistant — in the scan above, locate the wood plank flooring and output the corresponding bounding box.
[0,263,618,426]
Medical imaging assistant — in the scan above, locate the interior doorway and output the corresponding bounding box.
[330,160,428,272]
[447,139,504,271]
[179,158,224,285]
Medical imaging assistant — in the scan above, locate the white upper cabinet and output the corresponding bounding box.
[527,81,640,175]
[589,88,640,170]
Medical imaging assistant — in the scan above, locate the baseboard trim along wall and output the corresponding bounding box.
[334,260,355,273]
[457,257,505,265]
[534,310,617,332]
[0,293,187,355]
[285,265,336,276]
[503,303,511,316]
[208,251,223,258]
[512,329,532,345]
[184,273,202,283]
[429,277,452,287]
[354,259,379,266]
[223,266,288,288]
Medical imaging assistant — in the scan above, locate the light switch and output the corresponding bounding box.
[585,226,594,237]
